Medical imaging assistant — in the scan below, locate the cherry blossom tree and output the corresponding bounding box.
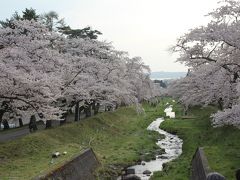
[57,37,157,120]
[0,14,160,127]
[0,20,65,124]
[170,0,240,128]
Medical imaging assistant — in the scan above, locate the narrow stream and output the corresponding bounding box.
[126,117,183,179]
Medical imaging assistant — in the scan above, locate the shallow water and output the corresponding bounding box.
[126,117,183,180]
[164,105,173,113]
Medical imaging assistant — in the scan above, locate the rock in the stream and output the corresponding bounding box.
[125,168,135,175]
[122,174,141,180]
[155,148,165,155]
[143,170,152,175]
[151,156,157,160]
[158,155,168,159]
[137,161,141,165]
[141,162,146,165]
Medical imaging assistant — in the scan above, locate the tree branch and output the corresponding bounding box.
[0,95,39,113]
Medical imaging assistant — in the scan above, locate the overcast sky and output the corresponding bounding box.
[1,0,221,72]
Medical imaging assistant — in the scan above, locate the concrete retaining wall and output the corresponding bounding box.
[190,147,226,180]
[190,147,211,180]
[34,148,99,180]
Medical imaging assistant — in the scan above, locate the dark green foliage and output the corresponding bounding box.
[40,11,65,31]
[1,8,102,39]
[0,8,39,28]
[22,8,39,21]
[59,26,102,39]
[0,11,20,28]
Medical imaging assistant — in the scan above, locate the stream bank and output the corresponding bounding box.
[121,117,183,180]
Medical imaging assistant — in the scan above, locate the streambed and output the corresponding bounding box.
[123,115,183,179]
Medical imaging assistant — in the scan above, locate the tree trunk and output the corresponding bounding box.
[218,98,223,110]
[182,105,188,116]
[79,106,85,120]
[84,104,91,117]
[94,103,100,115]
[3,119,9,130]
[105,106,111,111]
[45,120,52,129]
[29,115,38,132]
[0,110,5,130]
[19,118,23,127]
[60,119,66,125]
[92,100,96,113]
[0,115,3,130]
[91,101,97,115]
[74,101,80,121]
[233,72,239,83]
[60,112,67,125]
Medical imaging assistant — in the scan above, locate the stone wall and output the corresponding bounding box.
[34,148,99,180]
[190,147,211,180]
[190,148,223,180]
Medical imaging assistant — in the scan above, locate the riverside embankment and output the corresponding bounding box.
[0,101,166,179]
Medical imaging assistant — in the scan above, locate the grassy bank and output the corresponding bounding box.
[0,101,166,179]
[151,101,240,180]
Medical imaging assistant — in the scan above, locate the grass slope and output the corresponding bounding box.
[0,102,165,180]
[151,102,240,180]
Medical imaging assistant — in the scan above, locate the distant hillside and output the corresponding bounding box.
[150,71,186,80]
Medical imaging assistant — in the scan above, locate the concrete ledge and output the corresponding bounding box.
[190,147,228,180]
[34,148,100,180]
[191,147,211,180]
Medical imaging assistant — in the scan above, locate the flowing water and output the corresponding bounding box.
[125,116,183,179]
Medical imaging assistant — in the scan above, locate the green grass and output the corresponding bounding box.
[2,98,238,180]
[0,100,167,180]
[151,103,240,180]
